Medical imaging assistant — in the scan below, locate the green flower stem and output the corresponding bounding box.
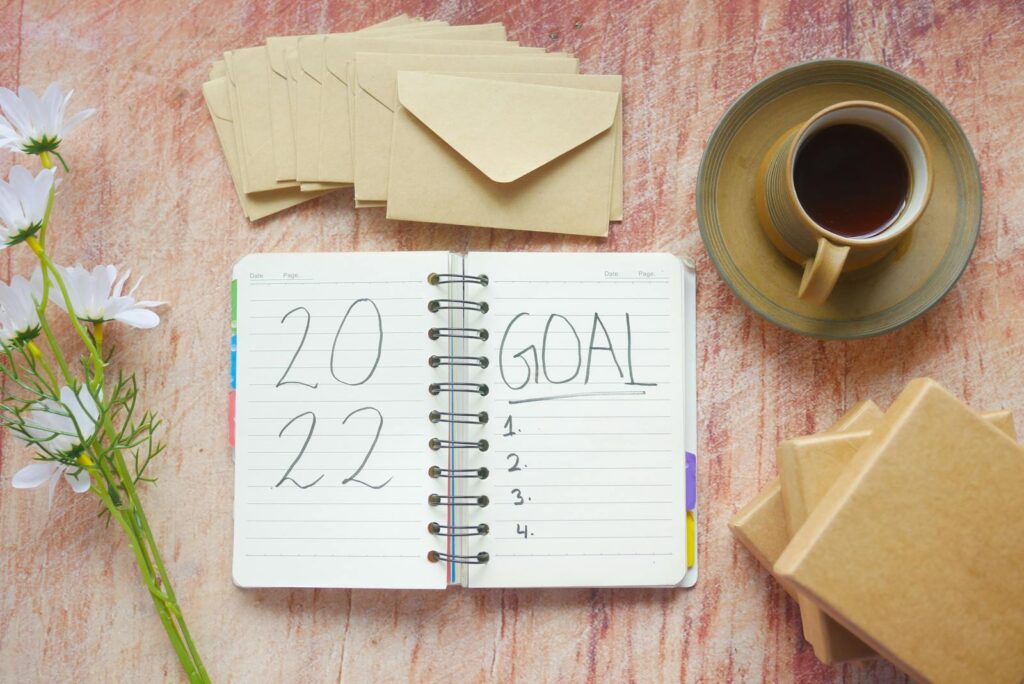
[23,238,210,681]
[93,324,209,682]
[33,301,74,383]
[25,342,59,396]
[37,153,55,249]
[88,481,199,682]
[25,237,103,384]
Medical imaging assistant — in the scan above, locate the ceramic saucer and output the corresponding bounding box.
[697,59,981,339]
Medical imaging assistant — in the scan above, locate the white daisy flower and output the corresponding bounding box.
[11,460,91,507]
[12,385,99,506]
[0,272,43,346]
[0,83,95,156]
[52,264,165,329]
[0,165,55,246]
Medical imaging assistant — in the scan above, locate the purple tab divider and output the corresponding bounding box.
[685,452,696,511]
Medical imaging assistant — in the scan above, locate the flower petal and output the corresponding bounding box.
[12,460,58,488]
[113,307,160,329]
[64,468,91,493]
[62,107,95,135]
[47,467,60,507]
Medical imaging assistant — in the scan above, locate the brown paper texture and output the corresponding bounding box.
[728,401,884,577]
[386,73,617,236]
[775,379,1024,683]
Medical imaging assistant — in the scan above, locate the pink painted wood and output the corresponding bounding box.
[1,1,1022,681]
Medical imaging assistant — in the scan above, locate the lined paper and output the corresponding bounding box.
[459,252,688,588]
[232,252,447,588]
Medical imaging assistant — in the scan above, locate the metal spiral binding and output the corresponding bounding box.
[428,272,489,286]
[428,299,489,313]
[428,271,490,566]
[428,494,489,507]
[429,382,489,396]
[428,522,490,537]
[429,438,488,452]
[429,465,489,479]
[429,410,488,425]
[428,327,489,341]
[427,550,490,564]
[429,355,489,368]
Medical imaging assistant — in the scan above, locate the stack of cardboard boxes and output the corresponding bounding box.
[730,379,1024,683]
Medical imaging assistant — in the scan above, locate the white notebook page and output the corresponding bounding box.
[232,252,447,589]
[460,252,688,588]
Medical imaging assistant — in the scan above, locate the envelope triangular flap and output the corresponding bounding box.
[203,79,231,120]
[396,72,618,183]
[298,36,324,80]
[266,37,294,77]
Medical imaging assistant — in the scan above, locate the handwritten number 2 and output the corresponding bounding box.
[341,407,392,489]
[275,412,322,489]
[507,453,522,472]
[277,307,318,389]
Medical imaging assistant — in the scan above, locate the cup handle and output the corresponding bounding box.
[798,237,850,304]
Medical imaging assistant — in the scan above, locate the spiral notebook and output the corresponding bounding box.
[230,251,697,589]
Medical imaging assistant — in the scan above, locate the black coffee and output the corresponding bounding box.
[793,123,909,238]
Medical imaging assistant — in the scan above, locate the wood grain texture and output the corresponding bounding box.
[1,0,1022,681]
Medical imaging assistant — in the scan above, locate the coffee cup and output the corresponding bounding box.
[756,100,932,303]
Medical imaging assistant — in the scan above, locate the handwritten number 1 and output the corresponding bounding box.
[277,307,318,389]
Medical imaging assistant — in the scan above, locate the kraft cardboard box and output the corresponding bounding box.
[776,410,1016,664]
[775,379,1024,684]
[728,401,884,579]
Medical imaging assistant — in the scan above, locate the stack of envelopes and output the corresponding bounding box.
[203,14,623,237]
[729,379,1024,683]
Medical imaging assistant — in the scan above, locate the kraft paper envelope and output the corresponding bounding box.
[778,409,1017,665]
[286,51,338,191]
[729,401,884,583]
[273,20,459,184]
[318,37,543,186]
[225,47,300,194]
[202,78,329,220]
[297,32,501,182]
[351,54,581,203]
[265,15,423,180]
[444,72,623,220]
[387,73,619,236]
[775,379,1024,684]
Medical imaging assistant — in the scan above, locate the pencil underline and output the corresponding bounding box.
[507,390,648,405]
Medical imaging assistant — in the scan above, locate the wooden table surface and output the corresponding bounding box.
[2,1,1022,681]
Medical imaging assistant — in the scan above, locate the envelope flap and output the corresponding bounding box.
[286,51,301,81]
[266,37,294,77]
[297,36,323,81]
[355,55,400,110]
[203,79,232,121]
[323,37,352,82]
[396,72,619,183]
